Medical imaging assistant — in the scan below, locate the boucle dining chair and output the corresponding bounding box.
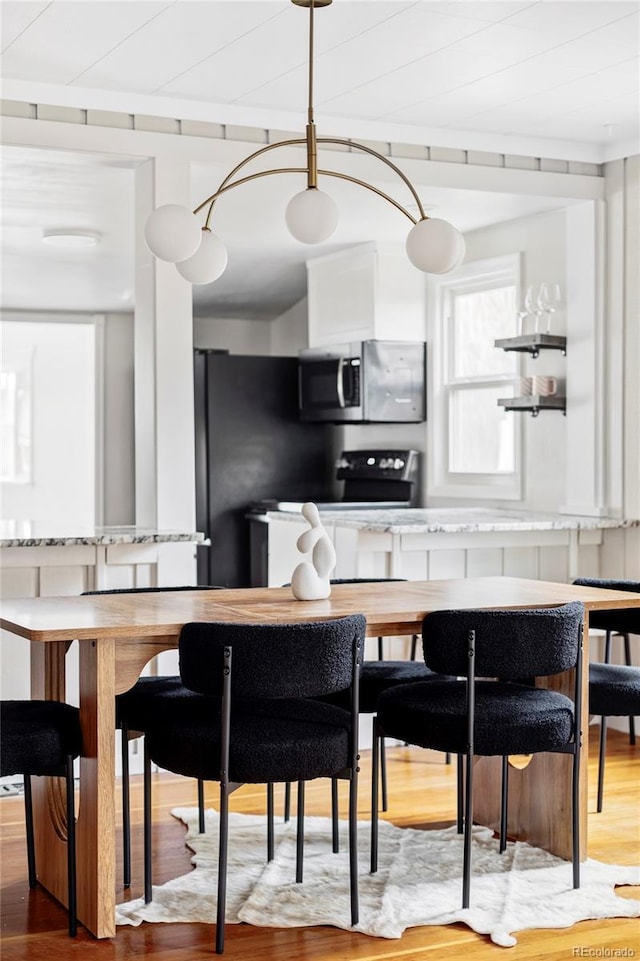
[1,700,83,936]
[573,578,639,746]
[370,602,585,908]
[83,585,224,887]
[142,614,364,954]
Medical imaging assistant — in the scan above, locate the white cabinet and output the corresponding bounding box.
[306,243,426,346]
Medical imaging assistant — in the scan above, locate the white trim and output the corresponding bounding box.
[1,78,627,165]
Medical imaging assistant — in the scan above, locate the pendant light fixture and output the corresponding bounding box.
[144,0,465,284]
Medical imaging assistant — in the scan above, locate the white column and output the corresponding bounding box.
[135,158,197,584]
[562,200,606,516]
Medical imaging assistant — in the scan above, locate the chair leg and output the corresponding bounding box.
[572,736,581,889]
[296,780,305,883]
[377,636,384,660]
[499,755,509,853]
[380,736,388,812]
[143,742,152,904]
[120,725,131,888]
[65,756,77,937]
[331,777,339,853]
[267,783,275,861]
[198,779,206,834]
[283,781,291,822]
[445,753,451,765]
[410,634,418,660]
[216,783,230,954]
[348,768,359,927]
[622,634,636,744]
[456,754,464,834]
[23,774,36,889]
[462,750,474,909]
[597,715,608,813]
[371,718,380,874]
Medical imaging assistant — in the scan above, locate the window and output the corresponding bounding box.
[428,254,522,500]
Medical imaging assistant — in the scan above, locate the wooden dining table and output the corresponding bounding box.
[2,574,640,938]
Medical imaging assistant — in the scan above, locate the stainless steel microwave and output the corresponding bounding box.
[298,340,426,423]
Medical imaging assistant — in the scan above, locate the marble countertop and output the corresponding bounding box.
[0,524,205,548]
[266,507,639,535]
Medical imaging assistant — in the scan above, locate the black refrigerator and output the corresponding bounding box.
[194,350,336,587]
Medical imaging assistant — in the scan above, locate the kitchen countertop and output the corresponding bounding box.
[0,524,205,549]
[266,507,640,535]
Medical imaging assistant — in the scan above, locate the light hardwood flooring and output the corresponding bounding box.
[1,725,638,960]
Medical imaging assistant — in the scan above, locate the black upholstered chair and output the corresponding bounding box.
[1,700,82,936]
[573,578,639,746]
[83,585,223,887]
[142,614,364,954]
[371,602,585,908]
[589,663,640,811]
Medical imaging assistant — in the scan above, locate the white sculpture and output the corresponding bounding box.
[290,502,336,600]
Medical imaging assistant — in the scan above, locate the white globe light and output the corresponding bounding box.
[406,218,465,274]
[144,204,201,263]
[176,230,228,285]
[285,188,338,244]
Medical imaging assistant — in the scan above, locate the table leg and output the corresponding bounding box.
[30,641,71,909]
[76,636,116,937]
[472,613,589,860]
[30,636,117,937]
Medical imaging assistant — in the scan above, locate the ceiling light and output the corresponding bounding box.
[42,229,101,248]
[144,0,465,284]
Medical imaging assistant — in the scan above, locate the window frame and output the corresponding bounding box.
[427,253,523,501]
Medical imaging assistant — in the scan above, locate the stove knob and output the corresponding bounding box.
[394,458,405,470]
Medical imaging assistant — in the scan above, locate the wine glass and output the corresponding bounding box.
[544,283,562,333]
[524,286,538,333]
[516,290,530,335]
[536,283,550,333]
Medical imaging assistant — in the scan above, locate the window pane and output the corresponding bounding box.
[449,386,515,473]
[452,286,517,378]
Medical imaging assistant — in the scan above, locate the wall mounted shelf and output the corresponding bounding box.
[494,333,567,359]
[498,395,566,417]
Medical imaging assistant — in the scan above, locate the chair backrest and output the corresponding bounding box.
[573,579,640,634]
[179,615,365,700]
[422,602,584,679]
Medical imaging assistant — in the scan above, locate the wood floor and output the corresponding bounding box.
[1,725,638,960]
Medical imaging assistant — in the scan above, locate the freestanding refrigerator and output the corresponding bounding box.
[194,349,336,587]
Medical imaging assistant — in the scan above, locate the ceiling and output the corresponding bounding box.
[1,1,639,319]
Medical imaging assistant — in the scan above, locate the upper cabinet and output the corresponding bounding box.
[306,243,426,347]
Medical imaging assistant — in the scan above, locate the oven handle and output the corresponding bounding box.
[336,358,346,408]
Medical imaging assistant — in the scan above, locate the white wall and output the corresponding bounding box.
[194,297,308,357]
[194,315,272,355]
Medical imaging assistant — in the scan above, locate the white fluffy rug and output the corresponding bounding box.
[116,807,640,947]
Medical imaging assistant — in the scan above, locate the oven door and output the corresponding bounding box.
[299,356,361,421]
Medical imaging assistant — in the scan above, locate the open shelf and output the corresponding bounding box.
[494,333,567,359]
[498,395,566,417]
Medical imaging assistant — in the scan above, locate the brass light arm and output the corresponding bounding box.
[195,165,418,230]
[194,138,307,225]
[195,136,428,229]
[318,137,428,221]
